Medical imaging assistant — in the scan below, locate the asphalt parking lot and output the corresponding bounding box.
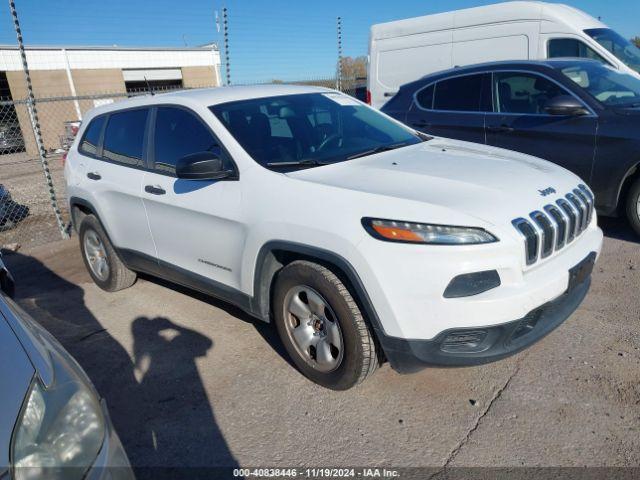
[3,217,640,476]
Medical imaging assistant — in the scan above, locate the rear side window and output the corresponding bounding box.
[102,109,148,167]
[153,107,221,175]
[548,38,608,64]
[79,116,105,156]
[433,74,486,112]
[416,84,435,110]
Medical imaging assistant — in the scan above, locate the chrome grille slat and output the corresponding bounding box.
[573,189,591,229]
[577,184,594,226]
[544,205,567,250]
[512,185,594,267]
[566,193,585,234]
[530,211,554,258]
[512,218,538,265]
[557,198,578,242]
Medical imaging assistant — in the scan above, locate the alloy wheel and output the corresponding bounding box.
[283,285,344,372]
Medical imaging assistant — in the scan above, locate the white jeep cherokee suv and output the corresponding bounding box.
[65,85,603,390]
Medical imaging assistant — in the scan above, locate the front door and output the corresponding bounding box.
[141,106,245,290]
[485,71,597,184]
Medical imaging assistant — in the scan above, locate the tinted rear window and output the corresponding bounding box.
[416,84,435,109]
[79,116,105,156]
[103,109,148,167]
[434,75,485,111]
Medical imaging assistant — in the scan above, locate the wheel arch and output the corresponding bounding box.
[251,241,387,341]
[616,162,640,214]
[68,196,126,265]
[69,196,98,232]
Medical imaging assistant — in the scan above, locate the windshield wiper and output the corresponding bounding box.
[346,142,409,160]
[266,158,327,168]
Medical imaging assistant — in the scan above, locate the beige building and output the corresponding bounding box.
[0,44,221,155]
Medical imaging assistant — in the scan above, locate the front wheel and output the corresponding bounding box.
[626,177,640,237]
[273,260,379,390]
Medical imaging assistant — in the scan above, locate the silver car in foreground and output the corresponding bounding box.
[0,253,133,480]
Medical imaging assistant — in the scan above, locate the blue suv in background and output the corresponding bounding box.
[381,59,640,236]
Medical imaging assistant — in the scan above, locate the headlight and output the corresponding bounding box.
[362,218,498,245]
[11,352,105,480]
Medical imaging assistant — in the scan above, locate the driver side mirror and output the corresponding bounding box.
[175,151,233,180]
[543,95,590,116]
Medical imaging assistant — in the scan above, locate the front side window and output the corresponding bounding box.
[433,74,487,112]
[210,93,422,171]
[494,72,570,114]
[102,109,148,167]
[559,62,640,107]
[153,107,222,175]
[585,28,640,73]
[548,38,609,65]
[79,116,105,156]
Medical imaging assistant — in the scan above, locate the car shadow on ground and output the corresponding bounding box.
[138,273,297,371]
[599,217,639,243]
[4,252,240,479]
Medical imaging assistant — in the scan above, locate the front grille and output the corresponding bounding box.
[512,185,594,266]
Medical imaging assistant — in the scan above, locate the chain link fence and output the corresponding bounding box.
[0,78,362,250]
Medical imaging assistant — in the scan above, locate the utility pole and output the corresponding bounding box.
[223,7,231,85]
[336,16,343,91]
[8,0,68,239]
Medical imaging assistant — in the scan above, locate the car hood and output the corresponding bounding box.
[286,138,585,226]
[0,308,35,469]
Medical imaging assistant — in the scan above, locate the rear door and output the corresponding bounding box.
[78,108,156,257]
[485,71,597,183]
[141,105,245,290]
[405,73,491,144]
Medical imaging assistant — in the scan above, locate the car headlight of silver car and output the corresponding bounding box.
[362,218,498,245]
[11,350,105,480]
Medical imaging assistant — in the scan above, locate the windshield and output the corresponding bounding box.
[584,28,640,73]
[559,62,640,107]
[209,92,422,170]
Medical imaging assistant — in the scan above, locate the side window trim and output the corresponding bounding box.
[100,106,151,170]
[78,113,108,160]
[489,69,596,117]
[413,72,492,115]
[148,104,239,179]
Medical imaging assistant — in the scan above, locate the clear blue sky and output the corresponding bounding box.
[1,0,638,83]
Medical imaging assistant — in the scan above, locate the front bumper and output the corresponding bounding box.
[380,269,591,373]
[85,400,135,480]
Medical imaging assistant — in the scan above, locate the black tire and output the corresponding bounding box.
[626,177,640,237]
[273,260,378,390]
[78,215,136,292]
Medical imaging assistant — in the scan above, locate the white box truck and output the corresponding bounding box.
[368,1,640,108]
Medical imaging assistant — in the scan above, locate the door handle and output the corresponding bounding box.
[487,125,515,133]
[412,121,431,128]
[86,172,101,181]
[145,185,166,195]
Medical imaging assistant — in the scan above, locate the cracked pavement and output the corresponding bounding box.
[3,216,640,472]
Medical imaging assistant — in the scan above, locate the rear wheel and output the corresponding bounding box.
[626,177,640,237]
[273,260,378,390]
[79,215,136,292]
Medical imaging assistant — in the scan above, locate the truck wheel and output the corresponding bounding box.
[79,215,136,292]
[273,260,378,390]
[626,177,640,237]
